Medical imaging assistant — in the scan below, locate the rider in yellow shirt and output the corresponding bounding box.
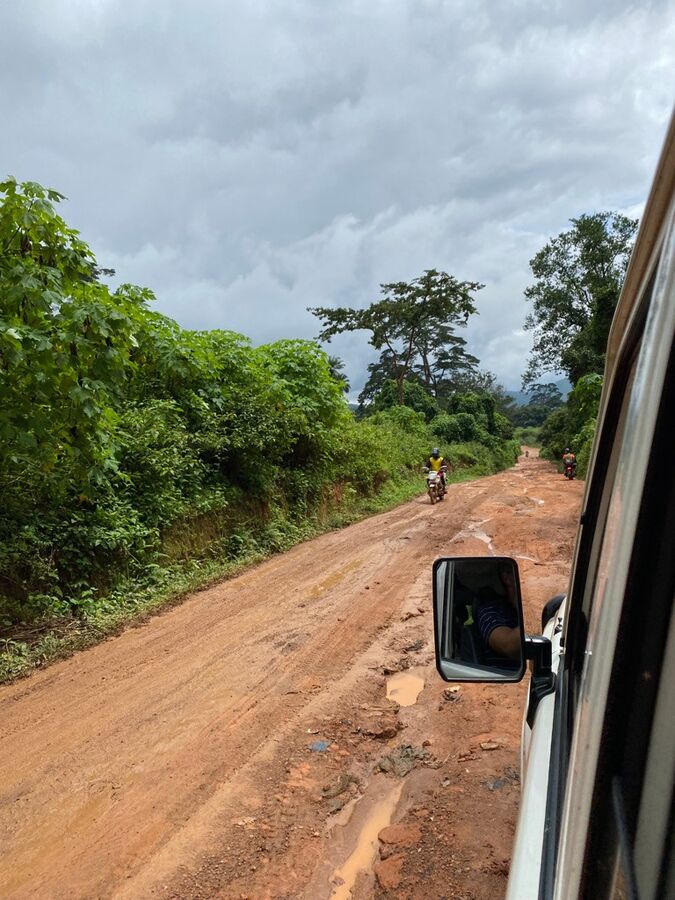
[425,448,447,493]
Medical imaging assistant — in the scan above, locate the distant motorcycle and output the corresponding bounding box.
[424,466,447,504]
[564,462,576,480]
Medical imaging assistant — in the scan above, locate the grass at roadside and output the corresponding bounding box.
[0,460,502,683]
[1,472,416,681]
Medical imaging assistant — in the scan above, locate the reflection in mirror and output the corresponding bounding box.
[433,557,525,683]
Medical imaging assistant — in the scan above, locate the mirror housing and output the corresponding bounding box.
[433,556,526,683]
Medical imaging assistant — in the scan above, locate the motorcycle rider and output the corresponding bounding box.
[562,447,577,475]
[425,448,447,493]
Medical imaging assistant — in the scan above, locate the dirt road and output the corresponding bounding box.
[0,451,582,900]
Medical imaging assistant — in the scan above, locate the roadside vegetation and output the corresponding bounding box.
[0,179,518,679]
[521,212,638,476]
[0,180,637,678]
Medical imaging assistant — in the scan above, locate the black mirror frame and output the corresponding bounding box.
[432,556,527,684]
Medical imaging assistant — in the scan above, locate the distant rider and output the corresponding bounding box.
[562,447,577,474]
[425,448,447,493]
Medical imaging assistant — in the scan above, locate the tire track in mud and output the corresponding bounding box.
[0,454,582,900]
[0,481,489,899]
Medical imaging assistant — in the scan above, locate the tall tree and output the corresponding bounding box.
[450,368,516,419]
[309,269,482,405]
[526,382,563,408]
[358,330,480,413]
[357,350,397,411]
[511,382,564,427]
[411,323,480,399]
[523,212,638,387]
[327,354,350,393]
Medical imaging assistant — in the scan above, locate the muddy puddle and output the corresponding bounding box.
[330,782,404,899]
[469,528,494,549]
[453,524,495,553]
[386,670,425,707]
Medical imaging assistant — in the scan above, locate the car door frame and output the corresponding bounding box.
[509,114,675,900]
[551,123,675,899]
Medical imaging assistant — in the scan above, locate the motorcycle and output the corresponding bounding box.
[424,466,447,504]
[564,462,576,480]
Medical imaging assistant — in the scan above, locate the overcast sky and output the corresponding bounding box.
[2,0,673,392]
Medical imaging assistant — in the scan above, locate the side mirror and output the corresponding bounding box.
[433,556,526,682]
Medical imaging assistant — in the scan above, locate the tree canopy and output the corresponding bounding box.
[523,212,637,387]
[310,269,483,405]
[0,176,149,492]
[510,382,564,428]
[327,354,350,393]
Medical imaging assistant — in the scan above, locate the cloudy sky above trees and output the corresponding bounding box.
[1,0,673,391]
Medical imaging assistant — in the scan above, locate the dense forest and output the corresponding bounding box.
[0,179,518,672]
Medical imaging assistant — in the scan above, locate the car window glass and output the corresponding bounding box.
[564,258,655,697]
[568,354,638,701]
[580,362,637,619]
[554,203,675,899]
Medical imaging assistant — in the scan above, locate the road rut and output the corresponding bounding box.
[0,452,582,899]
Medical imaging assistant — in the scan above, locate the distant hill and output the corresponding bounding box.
[506,378,571,406]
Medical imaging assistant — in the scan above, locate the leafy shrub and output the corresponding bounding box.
[573,419,596,479]
[539,374,603,471]
[492,411,515,440]
[444,439,518,475]
[448,392,491,429]
[432,412,482,443]
[370,380,440,421]
[538,407,574,462]
[0,179,521,630]
[117,400,205,524]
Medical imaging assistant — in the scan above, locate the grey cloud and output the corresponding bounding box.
[1,0,673,390]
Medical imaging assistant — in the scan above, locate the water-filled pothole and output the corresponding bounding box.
[330,781,403,899]
[386,670,425,707]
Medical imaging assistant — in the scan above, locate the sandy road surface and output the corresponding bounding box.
[0,451,582,900]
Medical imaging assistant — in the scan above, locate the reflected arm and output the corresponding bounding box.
[487,626,521,659]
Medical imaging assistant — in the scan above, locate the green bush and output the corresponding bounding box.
[367,406,431,468]
[370,380,440,421]
[432,412,482,443]
[573,418,596,479]
[117,400,206,524]
[444,439,519,476]
[0,179,522,632]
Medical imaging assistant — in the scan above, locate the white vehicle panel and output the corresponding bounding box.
[507,691,555,900]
